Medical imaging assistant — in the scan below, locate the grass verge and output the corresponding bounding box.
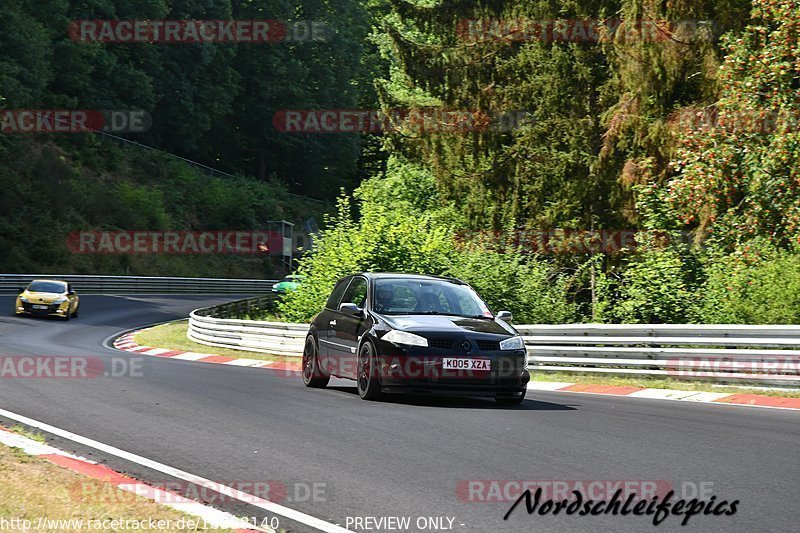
[530,370,800,398]
[133,320,298,364]
[8,425,46,443]
[0,434,234,532]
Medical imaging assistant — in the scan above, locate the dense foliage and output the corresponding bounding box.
[666,0,800,246]
[0,0,376,197]
[2,0,799,323]
[278,159,577,323]
[0,0,372,275]
[0,136,326,276]
[281,0,800,325]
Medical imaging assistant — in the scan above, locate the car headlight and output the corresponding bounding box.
[19,296,28,303]
[499,335,525,351]
[53,297,68,304]
[382,330,429,347]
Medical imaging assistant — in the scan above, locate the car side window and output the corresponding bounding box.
[325,278,351,310]
[341,277,368,309]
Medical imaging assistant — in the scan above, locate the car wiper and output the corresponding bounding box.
[466,315,495,320]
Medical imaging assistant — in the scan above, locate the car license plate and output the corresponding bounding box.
[443,358,491,371]
[32,304,48,310]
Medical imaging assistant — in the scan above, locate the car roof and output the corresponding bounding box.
[356,272,466,284]
[30,279,67,284]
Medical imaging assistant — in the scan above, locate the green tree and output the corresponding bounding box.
[666,0,800,247]
[278,157,577,323]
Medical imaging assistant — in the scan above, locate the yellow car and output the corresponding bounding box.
[15,279,80,320]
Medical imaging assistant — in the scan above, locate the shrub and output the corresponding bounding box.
[699,240,800,324]
[595,235,704,324]
[277,159,577,323]
[448,247,577,324]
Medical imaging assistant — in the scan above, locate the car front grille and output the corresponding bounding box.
[429,338,454,349]
[427,338,501,351]
[475,339,500,351]
[22,302,59,312]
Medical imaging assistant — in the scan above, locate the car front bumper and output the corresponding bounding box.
[374,348,530,395]
[16,300,70,317]
[379,380,529,397]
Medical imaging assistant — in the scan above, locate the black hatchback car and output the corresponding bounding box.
[302,273,530,404]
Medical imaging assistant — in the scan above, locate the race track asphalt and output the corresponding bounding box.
[0,295,797,533]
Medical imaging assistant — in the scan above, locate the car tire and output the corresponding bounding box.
[62,308,71,321]
[495,392,526,406]
[357,340,382,401]
[302,335,330,388]
[72,306,78,318]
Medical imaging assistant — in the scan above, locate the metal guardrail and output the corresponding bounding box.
[193,294,279,319]
[0,274,277,295]
[188,296,306,356]
[186,301,800,385]
[517,324,800,386]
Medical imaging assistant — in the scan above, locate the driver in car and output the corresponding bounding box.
[375,287,394,313]
[416,291,443,313]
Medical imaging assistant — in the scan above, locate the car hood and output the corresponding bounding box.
[21,291,65,304]
[382,314,516,336]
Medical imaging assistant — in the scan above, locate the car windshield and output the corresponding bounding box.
[373,278,492,318]
[27,281,66,293]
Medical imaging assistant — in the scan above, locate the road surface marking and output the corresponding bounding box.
[0,407,353,533]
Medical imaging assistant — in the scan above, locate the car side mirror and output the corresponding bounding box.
[339,302,363,317]
[497,311,513,323]
[17,288,25,293]
[68,290,76,296]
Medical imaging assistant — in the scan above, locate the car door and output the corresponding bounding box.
[317,276,351,374]
[330,276,368,378]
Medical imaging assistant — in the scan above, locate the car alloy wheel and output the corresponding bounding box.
[302,335,329,388]
[357,340,382,401]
